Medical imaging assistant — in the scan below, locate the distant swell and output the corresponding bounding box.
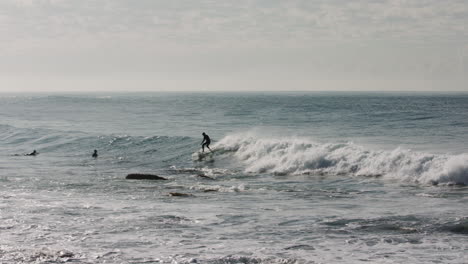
[214,132,468,185]
[0,124,197,163]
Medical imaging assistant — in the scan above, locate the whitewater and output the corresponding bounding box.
[0,92,467,263]
[213,133,468,185]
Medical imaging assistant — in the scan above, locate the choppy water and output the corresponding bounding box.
[0,92,467,263]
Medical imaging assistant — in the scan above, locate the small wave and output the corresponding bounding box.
[176,256,301,264]
[189,184,246,193]
[0,246,77,263]
[442,219,468,234]
[213,132,468,185]
[0,124,197,158]
[408,115,436,121]
[168,166,232,178]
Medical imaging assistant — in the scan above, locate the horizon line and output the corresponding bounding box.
[1,90,468,94]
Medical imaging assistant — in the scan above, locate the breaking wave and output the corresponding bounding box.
[214,132,468,185]
[2,123,468,185]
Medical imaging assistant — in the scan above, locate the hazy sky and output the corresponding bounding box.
[1,0,468,92]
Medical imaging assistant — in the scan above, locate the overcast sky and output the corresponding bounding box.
[1,0,468,92]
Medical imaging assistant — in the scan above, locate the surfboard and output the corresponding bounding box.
[192,151,214,161]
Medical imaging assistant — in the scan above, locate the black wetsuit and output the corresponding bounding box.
[203,134,211,145]
[202,134,211,152]
[26,151,38,156]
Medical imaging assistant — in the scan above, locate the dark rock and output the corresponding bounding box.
[197,173,214,180]
[284,244,315,250]
[357,173,383,178]
[273,172,287,176]
[58,250,74,258]
[126,174,167,180]
[169,192,193,197]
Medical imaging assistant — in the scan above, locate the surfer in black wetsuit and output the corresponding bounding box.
[201,132,212,153]
[26,150,38,156]
[92,150,98,158]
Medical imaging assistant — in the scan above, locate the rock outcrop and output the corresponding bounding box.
[126,174,167,180]
[168,192,193,197]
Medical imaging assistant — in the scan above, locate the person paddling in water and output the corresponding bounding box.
[26,150,38,156]
[201,132,212,153]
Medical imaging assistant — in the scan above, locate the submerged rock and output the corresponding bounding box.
[169,192,193,197]
[126,174,167,180]
[197,173,214,180]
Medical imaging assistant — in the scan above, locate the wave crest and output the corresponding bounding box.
[214,132,468,185]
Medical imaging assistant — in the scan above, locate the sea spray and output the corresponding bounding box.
[214,132,468,185]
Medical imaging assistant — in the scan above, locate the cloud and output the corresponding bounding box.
[0,0,467,91]
[2,0,467,45]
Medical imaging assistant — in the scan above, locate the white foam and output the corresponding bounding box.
[189,184,246,193]
[214,132,468,185]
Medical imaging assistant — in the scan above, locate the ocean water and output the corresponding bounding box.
[0,92,467,264]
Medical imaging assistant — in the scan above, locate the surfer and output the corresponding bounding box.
[201,132,212,153]
[26,150,38,156]
[92,150,98,158]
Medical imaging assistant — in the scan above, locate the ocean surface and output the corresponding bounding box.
[0,92,467,263]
